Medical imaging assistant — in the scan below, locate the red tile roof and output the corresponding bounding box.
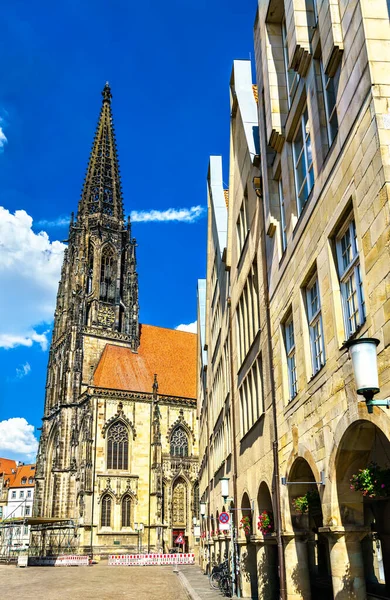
[93,324,197,399]
[9,464,36,488]
[0,458,17,477]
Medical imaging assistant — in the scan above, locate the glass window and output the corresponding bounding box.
[293,107,314,214]
[101,495,112,527]
[25,506,30,516]
[24,526,29,535]
[170,427,189,457]
[336,220,365,338]
[100,247,116,303]
[306,276,325,374]
[121,495,132,528]
[11,491,16,499]
[28,477,33,484]
[321,61,339,146]
[278,179,287,252]
[19,491,24,499]
[27,490,32,498]
[21,478,27,485]
[107,422,129,470]
[284,316,298,400]
[282,20,300,107]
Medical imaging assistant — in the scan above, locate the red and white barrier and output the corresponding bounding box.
[28,555,89,567]
[108,553,195,566]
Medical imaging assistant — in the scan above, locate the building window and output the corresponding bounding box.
[11,491,16,499]
[28,477,33,484]
[170,427,189,457]
[87,243,94,294]
[278,179,287,252]
[293,107,314,214]
[121,495,132,528]
[193,483,200,520]
[27,491,32,498]
[284,316,298,400]
[236,192,249,257]
[100,247,116,303]
[21,478,27,485]
[321,62,339,146]
[336,219,365,338]
[239,356,264,436]
[282,20,300,107]
[107,422,129,470]
[25,506,30,516]
[20,491,24,499]
[24,526,29,535]
[236,262,260,365]
[101,495,112,527]
[306,276,325,374]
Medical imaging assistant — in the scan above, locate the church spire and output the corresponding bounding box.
[77,82,124,222]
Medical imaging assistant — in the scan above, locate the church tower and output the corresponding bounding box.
[34,84,139,520]
[34,84,198,558]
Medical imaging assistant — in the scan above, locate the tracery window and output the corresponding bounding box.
[193,483,200,519]
[100,248,116,303]
[87,245,94,294]
[170,427,189,457]
[101,494,112,527]
[172,479,187,526]
[121,495,132,528]
[107,422,129,470]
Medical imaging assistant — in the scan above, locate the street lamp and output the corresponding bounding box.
[200,502,206,517]
[220,477,229,503]
[252,175,262,198]
[134,522,144,553]
[345,337,389,413]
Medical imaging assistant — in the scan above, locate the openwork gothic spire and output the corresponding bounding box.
[77,82,124,221]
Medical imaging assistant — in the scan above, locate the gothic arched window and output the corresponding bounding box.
[121,495,132,528]
[193,482,200,519]
[101,494,112,527]
[170,426,188,457]
[86,244,94,294]
[172,478,187,526]
[107,422,129,470]
[100,248,116,304]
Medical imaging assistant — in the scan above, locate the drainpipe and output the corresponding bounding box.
[260,216,287,600]
[227,296,240,598]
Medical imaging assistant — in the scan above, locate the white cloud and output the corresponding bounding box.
[0,127,7,152]
[0,418,39,462]
[175,320,197,333]
[16,362,31,379]
[0,207,65,350]
[131,205,205,223]
[36,216,70,228]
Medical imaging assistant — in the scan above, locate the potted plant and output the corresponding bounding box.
[239,515,251,536]
[292,490,320,529]
[257,510,274,535]
[350,462,390,498]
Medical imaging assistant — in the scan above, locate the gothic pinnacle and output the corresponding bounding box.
[102,81,112,104]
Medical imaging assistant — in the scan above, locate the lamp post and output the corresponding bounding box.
[218,477,239,598]
[345,337,389,413]
[134,522,144,554]
[200,502,206,517]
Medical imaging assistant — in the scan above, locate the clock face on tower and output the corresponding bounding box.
[98,305,115,327]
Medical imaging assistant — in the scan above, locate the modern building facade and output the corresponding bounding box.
[34,84,199,556]
[198,1,390,598]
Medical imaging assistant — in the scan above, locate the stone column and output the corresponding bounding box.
[284,533,311,600]
[322,527,368,600]
[256,538,279,600]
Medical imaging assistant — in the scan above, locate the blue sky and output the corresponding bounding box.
[0,0,257,461]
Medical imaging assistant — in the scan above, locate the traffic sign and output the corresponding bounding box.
[175,532,185,544]
[219,512,230,524]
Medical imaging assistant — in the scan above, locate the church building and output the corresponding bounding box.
[33,84,199,556]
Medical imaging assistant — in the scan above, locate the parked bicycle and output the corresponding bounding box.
[209,559,233,597]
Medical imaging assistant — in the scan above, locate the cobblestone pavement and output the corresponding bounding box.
[178,565,249,600]
[0,563,189,600]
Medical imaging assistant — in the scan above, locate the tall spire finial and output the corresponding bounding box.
[102,82,112,104]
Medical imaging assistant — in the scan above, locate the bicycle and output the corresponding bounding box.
[209,559,229,589]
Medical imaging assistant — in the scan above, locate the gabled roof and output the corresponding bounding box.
[93,324,197,399]
[8,464,36,488]
[0,458,17,477]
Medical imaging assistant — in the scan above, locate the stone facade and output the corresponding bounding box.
[199,2,390,598]
[34,84,199,556]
